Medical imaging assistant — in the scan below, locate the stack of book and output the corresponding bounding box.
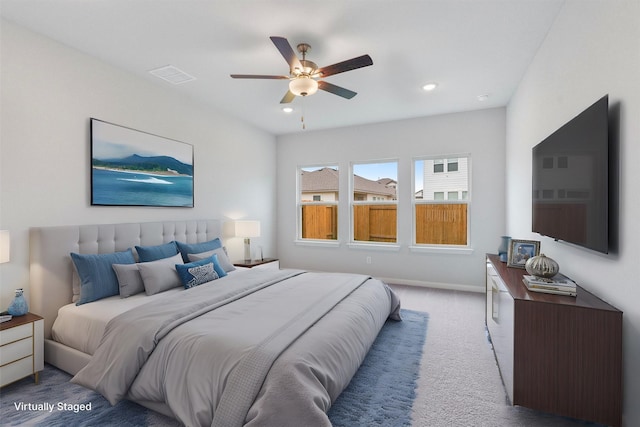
[522,274,577,297]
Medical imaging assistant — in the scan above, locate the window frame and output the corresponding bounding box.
[412,154,472,251]
[296,164,340,245]
[348,159,399,248]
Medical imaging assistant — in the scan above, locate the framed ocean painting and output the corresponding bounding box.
[90,119,194,207]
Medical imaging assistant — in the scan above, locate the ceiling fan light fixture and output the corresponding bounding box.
[289,77,318,97]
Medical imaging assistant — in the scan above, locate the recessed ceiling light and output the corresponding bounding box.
[477,94,489,101]
[282,107,294,113]
[422,82,438,92]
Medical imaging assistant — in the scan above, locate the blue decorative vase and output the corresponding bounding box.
[7,288,28,316]
[498,236,511,262]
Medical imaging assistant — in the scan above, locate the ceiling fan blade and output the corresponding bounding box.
[270,36,303,73]
[316,54,373,78]
[230,74,289,79]
[280,90,296,104]
[318,81,357,99]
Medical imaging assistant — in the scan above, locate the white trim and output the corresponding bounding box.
[297,163,340,241]
[347,242,401,251]
[380,276,484,293]
[349,159,399,243]
[409,245,474,255]
[295,239,341,248]
[412,154,472,247]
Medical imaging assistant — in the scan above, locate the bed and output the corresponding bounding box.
[29,220,400,426]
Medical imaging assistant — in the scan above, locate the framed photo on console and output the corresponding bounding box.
[507,239,540,268]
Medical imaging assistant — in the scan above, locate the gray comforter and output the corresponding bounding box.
[72,268,401,426]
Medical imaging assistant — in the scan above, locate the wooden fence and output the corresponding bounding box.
[301,205,337,240]
[415,203,467,245]
[302,203,467,245]
[353,204,397,242]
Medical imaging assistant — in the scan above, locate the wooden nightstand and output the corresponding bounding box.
[0,313,44,387]
[234,258,279,269]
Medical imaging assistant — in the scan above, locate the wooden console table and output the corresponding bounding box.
[485,254,622,426]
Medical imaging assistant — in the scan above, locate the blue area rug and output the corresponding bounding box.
[0,309,428,426]
[328,309,429,426]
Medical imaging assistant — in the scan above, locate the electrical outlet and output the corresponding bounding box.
[366,256,372,264]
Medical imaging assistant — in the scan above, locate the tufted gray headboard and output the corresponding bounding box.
[29,219,221,338]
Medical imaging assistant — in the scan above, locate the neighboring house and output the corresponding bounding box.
[300,167,396,202]
[300,167,339,202]
[377,178,397,189]
[353,175,396,201]
[423,158,469,201]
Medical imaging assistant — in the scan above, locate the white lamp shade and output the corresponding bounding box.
[0,230,9,264]
[289,78,318,97]
[233,221,261,238]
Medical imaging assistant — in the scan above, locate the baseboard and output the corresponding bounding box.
[378,276,484,294]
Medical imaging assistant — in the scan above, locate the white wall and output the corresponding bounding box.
[0,20,277,307]
[506,1,640,425]
[277,108,506,290]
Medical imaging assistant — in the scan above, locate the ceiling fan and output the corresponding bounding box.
[231,36,373,104]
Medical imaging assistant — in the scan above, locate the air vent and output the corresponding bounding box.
[149,65,196,84]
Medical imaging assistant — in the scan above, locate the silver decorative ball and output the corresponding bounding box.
[525,254,559,278]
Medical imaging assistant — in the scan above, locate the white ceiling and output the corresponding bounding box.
[0,0,565,135]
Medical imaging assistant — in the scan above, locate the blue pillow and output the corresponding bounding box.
[71,249,136,305]
[175,238,222,262]
[176,255,226,289]
[135,241,178,262]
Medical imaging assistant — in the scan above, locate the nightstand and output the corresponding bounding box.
[0,313,44,387]
[234,258,279,269]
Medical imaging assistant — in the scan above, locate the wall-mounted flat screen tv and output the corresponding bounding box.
[532,95,609,254]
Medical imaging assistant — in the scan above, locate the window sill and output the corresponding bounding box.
[347,242,401,252]
[409,245,474,255]
[295,239,341,248]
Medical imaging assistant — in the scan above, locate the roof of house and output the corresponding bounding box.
[301,168,396,197]
[300,167,339,193]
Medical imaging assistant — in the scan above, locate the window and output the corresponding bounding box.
[434,159,459,173]
[298,166,338,240]
[414,156,470,246]
[557,156,568,168]
[351,161,398,243]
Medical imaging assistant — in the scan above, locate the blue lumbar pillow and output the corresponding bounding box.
[135,241,178,262]
[175,238,222,262]
[176,255,225,289]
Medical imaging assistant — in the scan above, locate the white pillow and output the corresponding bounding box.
[138,253,184,295]
[112,263,145,297]
[188,247,236,273]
